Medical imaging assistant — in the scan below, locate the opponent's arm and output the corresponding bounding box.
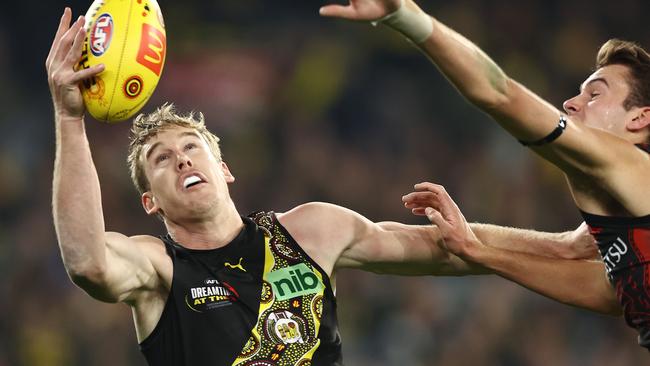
[470,222,599,260]
[407,182,620,315]
[404,186,599,260]
[319,0,560,141]
[467,243,618,315]
[321,0,650,214]
[49,9,159,303]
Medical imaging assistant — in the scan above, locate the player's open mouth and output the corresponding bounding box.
[182,174,206,190]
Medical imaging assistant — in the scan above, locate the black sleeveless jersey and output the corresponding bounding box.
[579,142,650,350]
[139,212,342,365]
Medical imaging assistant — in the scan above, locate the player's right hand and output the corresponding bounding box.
[46,8,104,121]
[319,0,402,22]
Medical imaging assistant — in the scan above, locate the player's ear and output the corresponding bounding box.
[628,107,650,131]
[142,191,160,215]
[221,161,235,183]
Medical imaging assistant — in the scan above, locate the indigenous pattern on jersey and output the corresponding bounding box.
[139,212,342,365]
[581,211,650,350]
[232,211,333,365]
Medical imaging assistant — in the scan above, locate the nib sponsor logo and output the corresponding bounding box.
[267,264,323,301]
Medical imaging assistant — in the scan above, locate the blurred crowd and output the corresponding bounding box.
[2,0,650,364]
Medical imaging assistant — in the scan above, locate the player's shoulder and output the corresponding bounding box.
[125,234,173,285]
[105,232,168,258]
[279,201,349,217]
[276,202,361,274]
[130,234,169,257]
[277,201,354,226]
[129,234,165,247]
[277,201,368,241]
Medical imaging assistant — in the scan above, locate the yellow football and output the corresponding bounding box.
[77,0,167,123]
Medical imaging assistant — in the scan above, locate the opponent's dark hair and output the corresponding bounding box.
[596,39,650,110]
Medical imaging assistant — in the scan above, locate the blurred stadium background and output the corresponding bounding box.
[2,0,650,364]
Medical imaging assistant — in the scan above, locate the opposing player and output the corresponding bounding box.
[321,0,650,348]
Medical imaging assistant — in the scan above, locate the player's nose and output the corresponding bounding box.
[177,154,193,171]
[563,96,581,115]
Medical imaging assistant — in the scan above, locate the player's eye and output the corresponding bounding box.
[156,153,169,163]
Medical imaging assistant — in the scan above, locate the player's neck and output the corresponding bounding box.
[165,205,244,250]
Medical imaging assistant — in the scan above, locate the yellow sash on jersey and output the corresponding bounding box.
[232,212,325,366]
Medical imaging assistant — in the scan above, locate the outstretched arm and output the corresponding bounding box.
[278,202,485,277]
[280,200,596,279]
[404,182,620,316]
[49,9,161,303]
[319,0,560,140]
[321,0,650,215]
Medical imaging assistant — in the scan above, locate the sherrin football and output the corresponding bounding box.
[77,0,167,122]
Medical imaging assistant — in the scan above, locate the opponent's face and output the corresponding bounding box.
[563,64,642,136]
[140,126,234,221]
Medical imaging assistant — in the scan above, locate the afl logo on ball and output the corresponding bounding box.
[90,14,114,56]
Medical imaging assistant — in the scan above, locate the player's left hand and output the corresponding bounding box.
[402,182,483,258]
[319,0,401,22]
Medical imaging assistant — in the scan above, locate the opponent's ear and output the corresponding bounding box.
[142,192,160,215]
[221,161,235,183]
[628,107,650,131]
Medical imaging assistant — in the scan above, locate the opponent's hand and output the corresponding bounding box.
[46,8,104,121]
[319,0,402,22]
[402,182,483,258]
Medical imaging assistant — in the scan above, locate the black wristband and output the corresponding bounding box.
[518,115,567,147]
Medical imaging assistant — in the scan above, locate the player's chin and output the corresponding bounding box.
[181,199,216,216]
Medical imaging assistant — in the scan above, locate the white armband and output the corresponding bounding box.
[372,0,433,44]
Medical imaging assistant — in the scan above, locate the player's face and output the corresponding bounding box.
[139,126,234,221]
[563,64,639,136]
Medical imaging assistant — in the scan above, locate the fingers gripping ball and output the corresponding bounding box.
[77,0,167,123]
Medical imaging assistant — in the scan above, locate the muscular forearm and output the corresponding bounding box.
[467,244,620,315]
[472,223,566,258]
[470,223,598,260]
[53,116,107,278]
[366,222,488,276]
[419,18,510,111]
